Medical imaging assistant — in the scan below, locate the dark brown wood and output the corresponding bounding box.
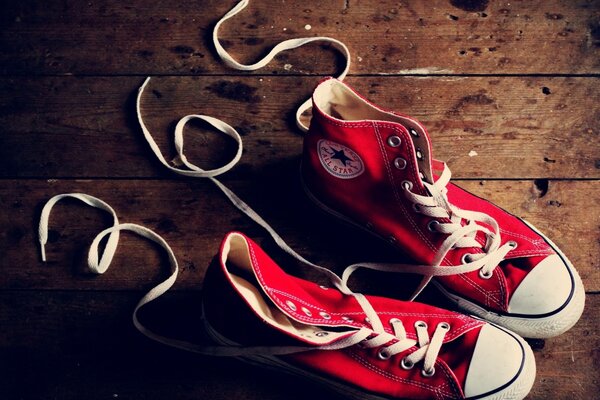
[0,0,599,76]
[1,290,598,400]
[1,76,598,179]
[1,1,598,398]
[1,179,597,292]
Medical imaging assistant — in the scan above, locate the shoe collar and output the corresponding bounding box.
[311,77,435,188]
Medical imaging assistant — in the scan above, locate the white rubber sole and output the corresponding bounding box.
[301,178,585,339]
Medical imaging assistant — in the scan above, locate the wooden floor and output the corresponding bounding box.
[1,1,598,399]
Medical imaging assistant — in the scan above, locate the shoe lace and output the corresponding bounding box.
[37,0,448,367]
[355,315,449,374]
[38,194,449,371]
[341,164,515,300]
[410,164,514,273]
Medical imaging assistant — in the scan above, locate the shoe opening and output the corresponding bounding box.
[313,79,416,128]
[221,233,352,343]
[312,79,433,183]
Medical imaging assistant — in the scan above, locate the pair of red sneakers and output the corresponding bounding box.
[42,73,584,399]
[199,78,584,399]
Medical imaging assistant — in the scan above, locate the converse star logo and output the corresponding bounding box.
[317,139,364,179]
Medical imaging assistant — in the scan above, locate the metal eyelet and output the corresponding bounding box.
[416,148,424,160]
[387,135,402,147]
[418,171,426,180]
[401,358,414,370]
[402,180,413,190]
[319,285,329,290]
[412,203,421,212]
[389,318,401,324]
[301,307,312,317]
[479,269,493,279]
[427,220,440,232]
[342,316,354,323]
[393,157,407,170]
[315,331,329,337]
[409,128,419,137]
[285,301,297,311]
[377,348,392,360]
[421,367,436,377]
[507,240,518,249]
[415,320,427,329]
[319,312,332,320]
[438,322,450,330]
[461,253,473,264]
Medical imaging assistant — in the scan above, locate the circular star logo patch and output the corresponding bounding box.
[317,139,365,179]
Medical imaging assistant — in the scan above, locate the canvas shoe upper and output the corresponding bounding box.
[202,232,536,400]
[300,78,585,338]
[38,193,535,400]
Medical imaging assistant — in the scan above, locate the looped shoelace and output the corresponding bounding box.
[38,193,449,369]
[213,0,350,132]
[38,0,451,368]
[212,1,514,301]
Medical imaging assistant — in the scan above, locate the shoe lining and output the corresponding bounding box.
[223,233,351,343]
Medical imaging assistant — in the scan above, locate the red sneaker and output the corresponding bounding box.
[202,232,536,400]
[300,78,584,339]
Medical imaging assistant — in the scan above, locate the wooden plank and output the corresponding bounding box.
[0,0,598,76]
[1,179,597,291]
[0,76,598,179]
[1,290,598,399]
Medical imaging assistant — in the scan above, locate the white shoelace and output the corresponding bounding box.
[213,0,350,132]
[37,0,450,369]
[211,1,513,299]
[341,165,515,299]
[38,193,448,372]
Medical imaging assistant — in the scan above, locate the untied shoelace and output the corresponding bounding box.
[37,0,486,370]
[38,193,448,372]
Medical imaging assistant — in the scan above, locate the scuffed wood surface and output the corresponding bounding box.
[1,290,598,399]
[1,1,598,399]
[0,0,599,75]
[1,76,598,179]
[1,179,597,291]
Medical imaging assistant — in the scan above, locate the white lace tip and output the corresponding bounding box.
[40,244,47,262]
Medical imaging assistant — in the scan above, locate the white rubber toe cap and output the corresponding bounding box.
[464,324,526,398]
[508,254,572,315]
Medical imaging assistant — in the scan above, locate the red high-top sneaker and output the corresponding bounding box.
[202,232,536,400]
[300,78,584,339]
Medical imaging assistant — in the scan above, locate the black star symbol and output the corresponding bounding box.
[330,147,352,166]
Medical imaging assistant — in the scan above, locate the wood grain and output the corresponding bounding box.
[1,1,598,398]
[2,179,597,292]
[1,76,598,179]
[0,0,598,76]
[1,290,598,400]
